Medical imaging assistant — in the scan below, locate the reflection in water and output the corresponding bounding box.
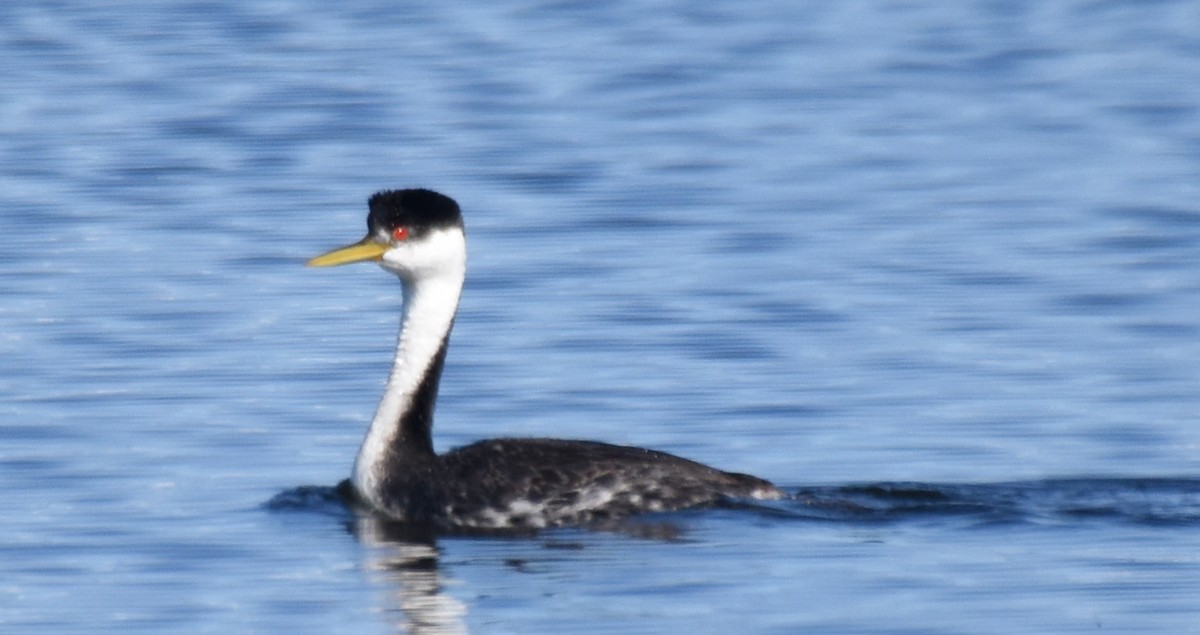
[265,485,470,633]
[351,515,469,635]
[340,505,690,633]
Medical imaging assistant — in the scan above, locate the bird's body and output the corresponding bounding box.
[309,189,783,530]
[363,438,779,529]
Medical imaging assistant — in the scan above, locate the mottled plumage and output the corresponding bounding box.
[375,438,781,529]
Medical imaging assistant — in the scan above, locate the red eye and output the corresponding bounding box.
[392,226,410,241]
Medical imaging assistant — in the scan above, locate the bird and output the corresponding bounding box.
[308,189,784,530]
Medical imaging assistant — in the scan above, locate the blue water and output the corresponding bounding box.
[3,1,1200,632]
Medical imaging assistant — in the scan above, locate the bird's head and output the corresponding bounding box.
[308,189,466,282]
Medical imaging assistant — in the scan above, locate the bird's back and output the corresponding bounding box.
[418,438,782,529]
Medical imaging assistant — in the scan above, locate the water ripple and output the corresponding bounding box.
[786,477,1200,527]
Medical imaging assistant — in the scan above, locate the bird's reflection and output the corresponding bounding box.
[269,483,757,633]
[349,513,469,635]
[343,509,692,633]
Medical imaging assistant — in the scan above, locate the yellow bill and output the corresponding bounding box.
[307,237,389,267]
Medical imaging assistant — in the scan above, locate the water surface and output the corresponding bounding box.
[2,1,1199,632]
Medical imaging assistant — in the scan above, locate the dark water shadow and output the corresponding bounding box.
[759,476,1200,528]
[265,476,1200,633]
[266,475,1200,533]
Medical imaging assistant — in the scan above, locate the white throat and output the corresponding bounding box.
[351,227,466,506]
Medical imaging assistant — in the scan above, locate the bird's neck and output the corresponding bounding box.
[352,266,464,503]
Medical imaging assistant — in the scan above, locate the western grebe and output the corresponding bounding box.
[308,189,783,529]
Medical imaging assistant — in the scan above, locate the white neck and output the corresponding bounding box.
[351,228,466,507]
